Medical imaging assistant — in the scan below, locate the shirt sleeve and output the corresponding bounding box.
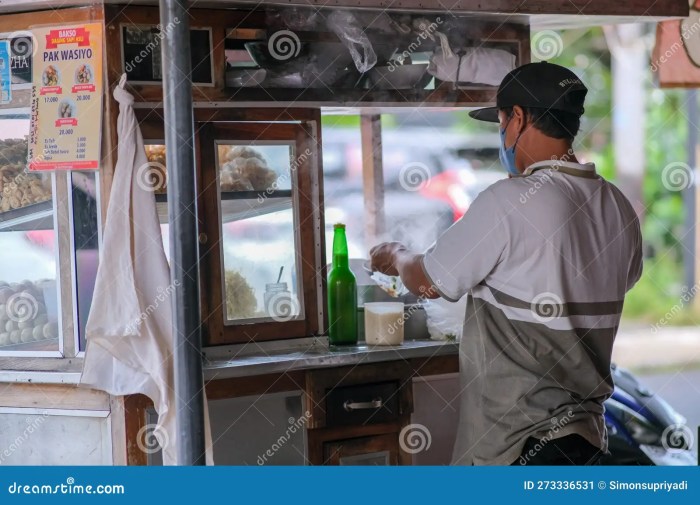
[420,188,508,302]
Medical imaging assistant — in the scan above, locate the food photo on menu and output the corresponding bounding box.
[75,63,92,84]
[42,65,59,87]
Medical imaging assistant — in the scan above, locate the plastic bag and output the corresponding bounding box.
[327,10,377,73]
[370,271,409,298]
[428,46,515,85]
[423,296,467,341]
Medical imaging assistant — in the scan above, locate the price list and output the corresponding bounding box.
[28,23,103,171]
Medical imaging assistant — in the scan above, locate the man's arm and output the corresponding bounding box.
[369,242,439,298]
[370,187,507,302]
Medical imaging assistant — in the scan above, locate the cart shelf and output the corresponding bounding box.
[156,190,293,224]
[0,337,59,353]
[0,200,53,232]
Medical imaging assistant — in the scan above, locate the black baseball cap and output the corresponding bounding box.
[468,62,588,123]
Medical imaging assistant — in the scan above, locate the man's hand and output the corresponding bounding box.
[369,242,406,276]
[369,242,439,299]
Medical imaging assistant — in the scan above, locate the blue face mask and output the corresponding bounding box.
[499,119,521,175]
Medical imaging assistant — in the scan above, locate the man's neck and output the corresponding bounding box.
[522,145,579,169]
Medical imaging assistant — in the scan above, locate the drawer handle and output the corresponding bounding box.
[343,398,383,411]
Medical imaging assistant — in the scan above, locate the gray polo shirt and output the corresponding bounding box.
[421,161,643,465]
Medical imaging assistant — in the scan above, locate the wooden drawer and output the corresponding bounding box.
[304,362,414,429]
[326,381,400,428]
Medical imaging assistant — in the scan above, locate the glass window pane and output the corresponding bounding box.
[321,115,506,265]
[218,144,292,192]
[0,118,59,354]
[144,144,167,194]
[144,142,169,261]
[216,142,302,323]
[71,172,99,352]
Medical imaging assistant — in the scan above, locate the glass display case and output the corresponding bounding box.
[0,7,103,365]
[0,117,60,355]
[214,142,301,324]
[139,113,324,346]
[200,121,323,344]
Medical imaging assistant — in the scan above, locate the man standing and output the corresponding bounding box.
[370,62,642,465]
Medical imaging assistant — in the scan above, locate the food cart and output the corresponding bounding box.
[0,0,687,465]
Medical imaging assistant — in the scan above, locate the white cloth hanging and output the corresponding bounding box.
[81,74,213,465]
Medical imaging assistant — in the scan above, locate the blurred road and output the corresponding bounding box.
[637,369,700,434]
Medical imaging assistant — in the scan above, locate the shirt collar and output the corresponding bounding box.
[523,160,597,178]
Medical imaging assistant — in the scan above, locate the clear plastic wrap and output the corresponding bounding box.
[423,296,467,341]
[370,271,409,298]
[327,11,377,73]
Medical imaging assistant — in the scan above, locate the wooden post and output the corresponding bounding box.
[605,24,647,219]
[361,114,385,248]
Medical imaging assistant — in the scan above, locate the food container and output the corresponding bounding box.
[263,282,292,319]
[349,259,428,341]
[363,302,404,346]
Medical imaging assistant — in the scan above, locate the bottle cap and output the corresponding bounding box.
[334,223,346,230]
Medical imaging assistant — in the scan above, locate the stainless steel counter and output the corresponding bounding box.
[203,338,458,380]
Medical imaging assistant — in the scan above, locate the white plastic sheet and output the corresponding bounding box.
[428,47,515,86]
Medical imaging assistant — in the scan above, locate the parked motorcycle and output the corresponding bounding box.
[602,364,697,465]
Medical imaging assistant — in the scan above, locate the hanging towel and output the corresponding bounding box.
[81,74,213,465]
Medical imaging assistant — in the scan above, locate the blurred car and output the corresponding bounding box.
[419,164,504,221]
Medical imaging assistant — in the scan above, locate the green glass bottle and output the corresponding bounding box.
[327,223,358,345]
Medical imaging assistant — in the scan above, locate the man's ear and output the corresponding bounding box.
[512,105,527,135]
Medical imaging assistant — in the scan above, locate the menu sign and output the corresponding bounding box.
[28,23,103,171]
